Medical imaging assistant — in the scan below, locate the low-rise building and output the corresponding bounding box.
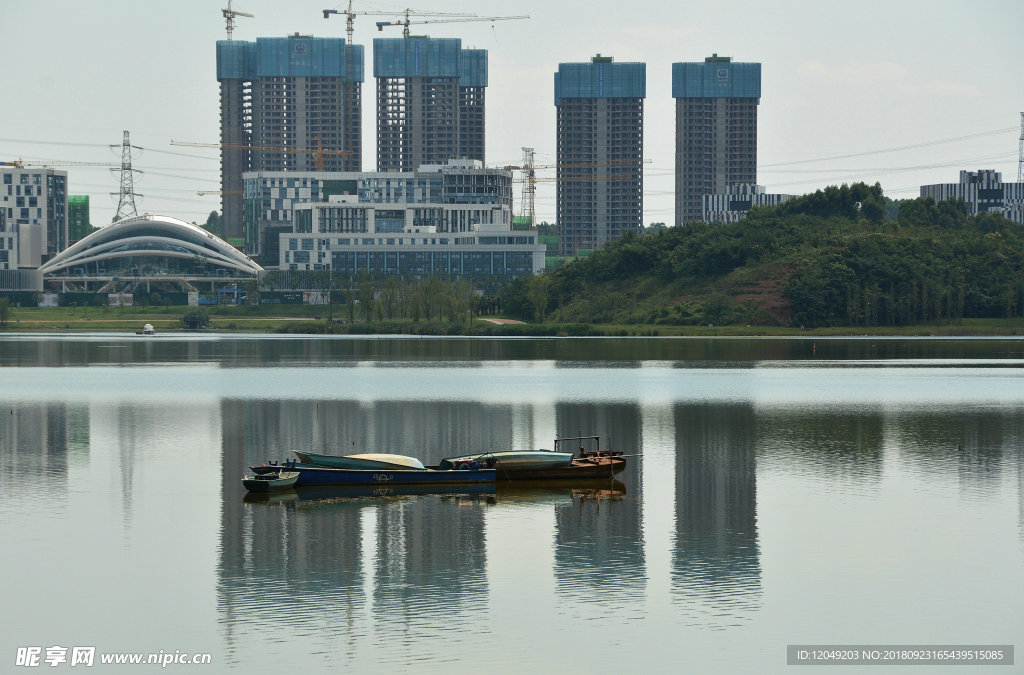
[920,170,1024,223]
[244,160,545,280]
[702,183,794,223]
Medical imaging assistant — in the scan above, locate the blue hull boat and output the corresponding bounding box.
[250,461,494,487]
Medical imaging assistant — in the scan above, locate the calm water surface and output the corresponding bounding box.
[1,335,1022,673]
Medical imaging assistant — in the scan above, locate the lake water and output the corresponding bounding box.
[1,334,1022,673]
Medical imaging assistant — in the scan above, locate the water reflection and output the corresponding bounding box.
[4,333,1024,367]
[890,409,1024,498]
[216,397,647,666]
[222,399,517,467]
[673,403,761,625]
[553,403,645,607]
[757,408,884,484]
[3,338,1023,673]
[0,402,78,504]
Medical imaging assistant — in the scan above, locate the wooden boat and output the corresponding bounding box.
[250,460,494,487]
[241,470,299,492]
[438,449,573,471]
[484,455,626,480]
[294,451,425,470]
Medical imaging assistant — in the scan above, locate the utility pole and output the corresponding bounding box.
[1018,111,1023,183]
[111,130,143,222]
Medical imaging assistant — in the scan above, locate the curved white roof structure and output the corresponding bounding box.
[40,214,263,277]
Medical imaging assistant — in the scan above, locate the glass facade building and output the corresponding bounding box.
[68,195,91,243]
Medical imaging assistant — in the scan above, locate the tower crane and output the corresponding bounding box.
[325,7,481,166]
[222,1,254,41]
[324,5,478,44]
[502,155,650,228]
[375,12,529,37]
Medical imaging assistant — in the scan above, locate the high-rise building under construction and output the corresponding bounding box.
[673,55,760,226]
[554,55,645,257]
[216,34,363,246]
[374,37,487,172]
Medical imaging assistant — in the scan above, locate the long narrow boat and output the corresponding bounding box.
[438,436,628,480]
[477,455,626,480]
[438,449,573,471]
[294,451,425,471]
[250,461,494,487]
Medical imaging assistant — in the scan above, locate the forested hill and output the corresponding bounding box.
[499,183,1024,328]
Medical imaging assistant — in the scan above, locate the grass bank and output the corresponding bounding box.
[0,305,1019,337]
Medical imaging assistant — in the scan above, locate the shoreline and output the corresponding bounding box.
[2,317,1020,339]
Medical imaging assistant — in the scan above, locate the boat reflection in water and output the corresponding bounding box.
[242,479,626,507]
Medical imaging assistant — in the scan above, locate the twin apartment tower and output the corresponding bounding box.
[218,36,761,256]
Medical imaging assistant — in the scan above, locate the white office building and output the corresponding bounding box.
[244,160,545,281]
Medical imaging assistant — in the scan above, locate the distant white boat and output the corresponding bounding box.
[137,323,156,335]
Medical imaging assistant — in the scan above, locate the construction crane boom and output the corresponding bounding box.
[374,12,528,37]
[504,158,650,172]
[514,174,635,183]
[171,139,352,172]
[324,6,478,43]
[1,160,118,168]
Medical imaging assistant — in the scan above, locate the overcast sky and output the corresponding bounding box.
[2,0,1022,227]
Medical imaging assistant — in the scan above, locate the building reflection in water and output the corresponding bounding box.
[756,408,884,483]
[889,408,1022,497]
[216,400,647,648]
[224,399,517,467]
[672,403,761,625]
[551,403,645,606]
[219,401,368,665]
[218,399,503,667]
[0,402,82,502]
[211,394,1024,651]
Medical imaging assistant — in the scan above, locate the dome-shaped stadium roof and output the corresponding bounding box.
[40,214,263,277]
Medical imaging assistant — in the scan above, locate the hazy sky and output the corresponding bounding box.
[3,0,1022,227]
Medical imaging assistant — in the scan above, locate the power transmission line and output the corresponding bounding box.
[761,126,1017,168]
